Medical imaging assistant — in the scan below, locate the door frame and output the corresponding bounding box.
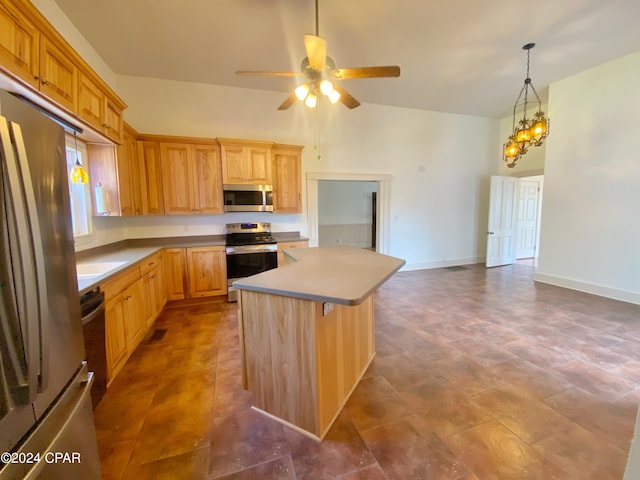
[306,172,392,254]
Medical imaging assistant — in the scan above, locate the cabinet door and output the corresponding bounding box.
[116,127,142,215]
[39,35,77,112]
[221,145,247,184]
[273,148,302,213]
[103,95,123,143]
[138,141,165,215]
[194,145,223,214]
[149,265,164,319]
[141,272,153,328]
[123,279,145,349]
[186,246,227,298]
[161,142,195,215]
[0,1,40,89]
[77,72,104,132]
[247,146,272,184]
[105,295,127,381]
[87,144,121,216]
[163,248,187,301]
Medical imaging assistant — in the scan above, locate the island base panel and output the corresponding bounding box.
[238,290,375,439]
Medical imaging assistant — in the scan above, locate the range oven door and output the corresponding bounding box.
[226,246,277,302]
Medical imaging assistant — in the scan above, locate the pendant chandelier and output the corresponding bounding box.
[70,132,88,184]
[503,43,550,168]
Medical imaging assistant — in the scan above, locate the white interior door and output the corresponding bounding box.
[516,179,541,259]
[486,176,519,267]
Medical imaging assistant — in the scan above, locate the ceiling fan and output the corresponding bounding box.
[235,0,401,110]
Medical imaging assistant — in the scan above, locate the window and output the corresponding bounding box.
[64,135,92,237]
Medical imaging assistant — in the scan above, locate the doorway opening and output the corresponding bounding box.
[306,172,391,254]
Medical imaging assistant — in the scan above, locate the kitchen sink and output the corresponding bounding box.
[76,261,127,278]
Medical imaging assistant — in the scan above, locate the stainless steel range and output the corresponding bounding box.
[225,222,278,302]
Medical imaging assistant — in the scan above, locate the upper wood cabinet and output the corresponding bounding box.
[137,140,165,215]
[0,0,40,89]
[78,71,124,143]
[88,123,141,216]
[116,123,142,215]
[218,138,274,185]
[161,141,223,215]
[272,144,303,213]
[0,0,127,142]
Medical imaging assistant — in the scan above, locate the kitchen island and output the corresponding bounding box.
[233,246,405,440]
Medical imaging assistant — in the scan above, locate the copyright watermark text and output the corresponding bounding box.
[1,451,81,464]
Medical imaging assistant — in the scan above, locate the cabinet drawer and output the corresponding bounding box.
[101,265,140,300]
[139,251,163,276]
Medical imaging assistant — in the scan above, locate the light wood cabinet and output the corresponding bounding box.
[163,248,187,301]
[78,71,123,143]
[272,144,303,213]
[277,240,308,266]
[104,293,127,381]
[160,142,223,215]
[163,246,226,300]
[87,123,141,216]
[186,246,227,297]
[0,0,40,90]
[219,138,274,185]
[0,4,76,112]
[137,140,165,215]
[123,278,145,348]
[1,0,127,143]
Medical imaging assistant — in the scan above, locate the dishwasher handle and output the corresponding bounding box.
[80,289,105,326]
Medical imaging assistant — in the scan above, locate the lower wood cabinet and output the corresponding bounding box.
[163,246,227,300]
[103,252,166,383]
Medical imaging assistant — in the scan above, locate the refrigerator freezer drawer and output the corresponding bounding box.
[0,363,101,480]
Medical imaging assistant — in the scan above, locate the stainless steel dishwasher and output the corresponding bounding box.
[80,288,107,409]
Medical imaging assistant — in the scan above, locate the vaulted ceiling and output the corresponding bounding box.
[53,0,640,118]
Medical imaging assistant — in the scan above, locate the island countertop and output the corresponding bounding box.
[232,246,405,306]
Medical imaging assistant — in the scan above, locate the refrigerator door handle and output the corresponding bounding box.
[10,123,50,394]
[0,117,44,404]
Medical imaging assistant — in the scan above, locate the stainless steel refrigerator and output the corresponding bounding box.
[0,90,101,479]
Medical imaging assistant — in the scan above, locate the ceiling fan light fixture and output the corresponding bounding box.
[320,79,334,96]
[295,83,310,100]
[305,92,318,108]
[502,43,550,168]
[328,89,341,104]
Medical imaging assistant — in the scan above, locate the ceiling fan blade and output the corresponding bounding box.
[236,70,301,77]
[332,66,401,79]
[303,34,327,71]
[277,92,298,111]
[332,84,361,109]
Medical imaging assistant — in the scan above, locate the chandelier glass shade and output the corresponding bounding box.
[296,78,341,108]
[503,43,550,168]
[70,132,88,184]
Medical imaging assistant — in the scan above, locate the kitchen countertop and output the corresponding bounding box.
[77,247,162,295]
[75,232,308,295]
[232,246,405,306]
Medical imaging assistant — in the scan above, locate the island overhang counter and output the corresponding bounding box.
[233,246,405,440]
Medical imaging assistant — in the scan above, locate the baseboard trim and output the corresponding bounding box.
[534,272,640,306]
[401,257,485,272]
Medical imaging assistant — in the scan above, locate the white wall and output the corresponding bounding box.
[318,180,377,225]
[535,51,640,304]
[107,75,499,269]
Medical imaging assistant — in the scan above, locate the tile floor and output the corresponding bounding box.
[95,262,640,479]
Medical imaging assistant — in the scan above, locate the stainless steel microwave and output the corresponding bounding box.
[223,184,274,212]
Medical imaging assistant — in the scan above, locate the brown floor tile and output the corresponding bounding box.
[345,376,412,432]
[95,265,640,480]
[121,446,210,480]
[285,409,377,480]
[444,420,569,480]
[209,408,290,478]
[361,414,472,480]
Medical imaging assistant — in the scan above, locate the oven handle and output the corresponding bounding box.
[225,246,278,255]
